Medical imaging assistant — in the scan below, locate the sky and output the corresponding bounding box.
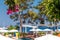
[0,0,42,27]
[0,0,16,27]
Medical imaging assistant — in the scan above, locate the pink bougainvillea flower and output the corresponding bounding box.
[15,5,19,9]
[14,8,19,12]
[7,12,10,15]
[12,5,19,12]
[7,9,12,15]
[15,9,19,12]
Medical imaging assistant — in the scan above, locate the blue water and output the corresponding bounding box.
[19,26,60,33]
[18,38,32,40]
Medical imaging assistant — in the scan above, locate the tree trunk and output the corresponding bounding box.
[19,12,22,33]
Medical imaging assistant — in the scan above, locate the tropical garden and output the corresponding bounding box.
[4,0,60,38]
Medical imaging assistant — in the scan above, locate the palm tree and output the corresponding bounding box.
[28,10,39,24]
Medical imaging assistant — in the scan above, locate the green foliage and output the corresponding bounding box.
[4,0,35,22]
[38,32,46,36]
[28,10,39,21]
[5,0,34,10]
[17,32,27,37]
[53,32,59,35]
[36,0,60,22]
[8,25,15,30]
[15,25,19,30]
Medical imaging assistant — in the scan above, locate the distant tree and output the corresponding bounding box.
[15,25,19,30]
[8,25,15,30]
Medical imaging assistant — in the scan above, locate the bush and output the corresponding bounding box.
[53,32,59,35]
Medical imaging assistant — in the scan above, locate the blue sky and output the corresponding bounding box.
[0,0,16,27]
[0,0,41,27]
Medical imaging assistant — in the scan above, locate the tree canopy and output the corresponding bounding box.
[36,0,60,22]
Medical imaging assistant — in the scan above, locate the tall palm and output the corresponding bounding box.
[28,10,39,23]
